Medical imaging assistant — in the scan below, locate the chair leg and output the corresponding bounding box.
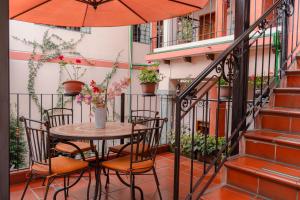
[44,177,55,200]
[66,176,70,197]
[87,168,92,200]
[21,173,33,200]
[153,167,162,200]
[53,170,85,200]
[130,172,135,200]
[105,150,111,188]
[63,176,67,200]
[97,168,102,200]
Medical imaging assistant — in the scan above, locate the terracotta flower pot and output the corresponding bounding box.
[63,80,84,96]
[219,85,231,98]
[141,83,157,95]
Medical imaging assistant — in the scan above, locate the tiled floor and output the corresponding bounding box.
[10,152,223,200]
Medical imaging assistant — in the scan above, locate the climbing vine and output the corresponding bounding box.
[13,30,121,113]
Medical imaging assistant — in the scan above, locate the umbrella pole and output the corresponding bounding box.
[129,25,133,118]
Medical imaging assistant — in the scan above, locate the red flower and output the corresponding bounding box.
[93,86,100,93]
[147,61,152,64]
[58,55,64,60]
[75,59,81,64]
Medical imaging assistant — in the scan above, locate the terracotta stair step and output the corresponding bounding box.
[225,156,300,199]
[260,107,300,116]
[245,130,300,148]
[274,88,300,93]
[286,70,300,76]
[201,185,264,200]
[273,88,300,108]
[244,130,300,166]
[258,108,300,133]
[286,70,300,87]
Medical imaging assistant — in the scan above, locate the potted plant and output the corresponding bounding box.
[9,111,27,170]
[219,78,231,98]
[138,66,163,95]
[76,78,130,128]
[168,128,225,163]
[248,76,268,99]
[59,55,87,96]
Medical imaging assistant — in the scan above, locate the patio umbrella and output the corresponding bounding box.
[10,0,208,27]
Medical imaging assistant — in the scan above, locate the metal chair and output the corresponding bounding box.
[108,110,159,155]
[104,110,159,187]
[101,117,167,200]
[20,116,91,200]
[44,108,92,156]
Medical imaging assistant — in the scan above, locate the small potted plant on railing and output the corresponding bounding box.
[218,77,231,98]
[138,65,164,95]
[59,55,87,96]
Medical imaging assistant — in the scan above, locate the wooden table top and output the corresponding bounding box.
[50,122,146,140]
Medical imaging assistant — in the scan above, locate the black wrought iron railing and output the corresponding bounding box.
[173,0,299,199]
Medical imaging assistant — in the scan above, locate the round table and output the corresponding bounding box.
[50,121,146,140]
[49,122,146,200]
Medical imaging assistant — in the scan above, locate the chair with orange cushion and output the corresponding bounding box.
[19,117,91,200]
[107,110,159,156]
[105,110,159,187]
[101,117,167,200]
[44,108,92,157]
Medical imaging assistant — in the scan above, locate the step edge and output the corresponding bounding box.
[225,157,300,189]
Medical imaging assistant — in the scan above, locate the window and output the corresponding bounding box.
[199,12,216,40]
[133,24,151,44]
[156,21,164,48]
[45,25,91,34]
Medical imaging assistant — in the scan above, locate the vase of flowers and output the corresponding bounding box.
[76,78,130,128]
[138,64,164,95]
[59,55,87,96]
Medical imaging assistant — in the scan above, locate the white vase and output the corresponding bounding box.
[94,107,106,129]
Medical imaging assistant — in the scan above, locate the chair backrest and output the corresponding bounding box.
[129,117,167,169]
[130,110,159,125]
[44,108,73,128]
[20,116,52,174]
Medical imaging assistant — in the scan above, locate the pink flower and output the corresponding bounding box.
[75,59,81,64]
[75,94,83,104]
[84,95,92,105]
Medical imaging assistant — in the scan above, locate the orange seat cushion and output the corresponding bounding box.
[102,155,153,173]
[109,143,149,155]
[55,141,92,154]
[32,156,88,176]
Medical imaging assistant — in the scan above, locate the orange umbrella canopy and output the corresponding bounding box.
[10,0,208,27]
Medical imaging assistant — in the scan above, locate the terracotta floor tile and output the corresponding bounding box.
[10,153,223,200]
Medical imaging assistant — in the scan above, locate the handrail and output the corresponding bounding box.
[179,0,283,100]
[173,0,298,199]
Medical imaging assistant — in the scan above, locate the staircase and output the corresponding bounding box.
[201,56,300,199]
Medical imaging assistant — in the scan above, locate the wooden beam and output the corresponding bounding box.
[206,53,215,61]
[163,60,170,65]
[183,56,192,63]
[0,0,10,198]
